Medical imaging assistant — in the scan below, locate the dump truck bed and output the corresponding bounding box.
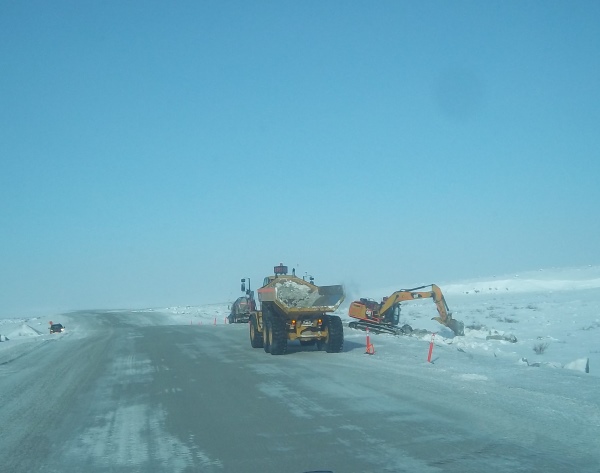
[258,278,345,316]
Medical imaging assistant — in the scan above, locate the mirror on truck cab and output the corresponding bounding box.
[241,278,246,293]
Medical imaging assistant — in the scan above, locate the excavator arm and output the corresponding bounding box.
[379,284,463,335]
[378,285,437,316]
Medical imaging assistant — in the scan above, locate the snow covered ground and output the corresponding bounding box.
[2,265,599,378]
[1,264,599,472]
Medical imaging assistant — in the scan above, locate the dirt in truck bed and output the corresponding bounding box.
[275,280,322,308]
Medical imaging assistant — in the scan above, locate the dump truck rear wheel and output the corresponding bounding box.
[325,315,344,353]
[249,314,263,348]
[270,317,288,355]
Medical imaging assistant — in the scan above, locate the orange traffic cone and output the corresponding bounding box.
[427,333,436,362]
[365,326,375,355]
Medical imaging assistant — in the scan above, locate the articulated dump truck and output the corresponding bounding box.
[249,263,346,355]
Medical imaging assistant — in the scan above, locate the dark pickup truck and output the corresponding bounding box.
[49,323,65,333]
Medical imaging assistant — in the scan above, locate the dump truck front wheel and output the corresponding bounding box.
[325,315,344,353]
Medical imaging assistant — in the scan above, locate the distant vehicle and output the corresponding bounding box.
[49,323,65,334]
[228,296,253,324]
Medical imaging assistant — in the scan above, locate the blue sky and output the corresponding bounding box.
[1,1,599,316]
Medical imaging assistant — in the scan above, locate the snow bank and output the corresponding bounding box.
[6,324,43,338]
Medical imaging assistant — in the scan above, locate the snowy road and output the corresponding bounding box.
[1,310,599,472]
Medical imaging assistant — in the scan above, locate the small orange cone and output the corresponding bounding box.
[365,326,375,355]
[427,333,436,362]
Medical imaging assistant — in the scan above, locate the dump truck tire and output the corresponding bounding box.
[325,315,344,353]
[263,321,271,353]
[249,314,263,348]
[262,306,272,353]
[270,317,288,355]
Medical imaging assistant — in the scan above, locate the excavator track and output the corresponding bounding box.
[347,320,412,336]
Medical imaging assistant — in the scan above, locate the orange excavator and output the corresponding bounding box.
[348,284,464,336]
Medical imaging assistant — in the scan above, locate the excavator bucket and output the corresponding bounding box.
[434,315,465,336]
[447,317,465,336]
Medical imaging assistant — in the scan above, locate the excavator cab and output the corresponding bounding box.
[381,303,401,326]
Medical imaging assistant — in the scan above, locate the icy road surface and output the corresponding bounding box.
[0,310,599,473]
